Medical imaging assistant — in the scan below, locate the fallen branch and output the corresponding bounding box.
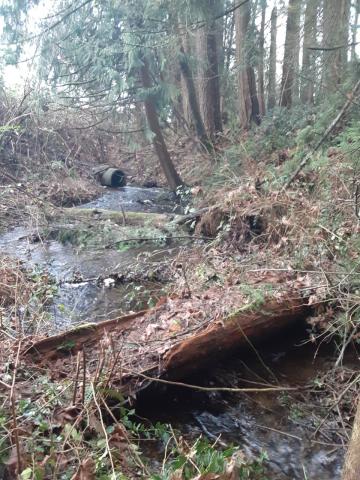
[10,341,22,477]
[122,368,298,393]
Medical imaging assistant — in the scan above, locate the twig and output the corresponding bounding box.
[122,368,296,393]
[355,183,360,219]
[100,395,150,476]
[313,373,360,437]
[0,379,12,389]
[254,423,302,441]
[10,341,22,476]
[90,382,116,478]
[72,352,81,405]
[81,349,86,405]
[192,413,227,447]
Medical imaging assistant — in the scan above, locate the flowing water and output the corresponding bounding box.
[1,186,354,478]
[0,186,179,331]
[138,335,354,479]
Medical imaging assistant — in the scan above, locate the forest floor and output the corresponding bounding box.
[0,130,359,479]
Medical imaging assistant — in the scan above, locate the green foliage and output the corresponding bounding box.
[337,120,360,171]
[245,105,315,158]
[114,409,268,479]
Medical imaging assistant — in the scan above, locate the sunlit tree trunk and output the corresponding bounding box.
[280,0,301,108]
[301,0,319,104]
[267,6,277,110]
[140,58,183,190]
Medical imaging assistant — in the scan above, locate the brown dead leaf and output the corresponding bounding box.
[53,406,81,425]
[71,458,96,480]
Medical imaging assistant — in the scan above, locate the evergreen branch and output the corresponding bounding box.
[283,78,360,191]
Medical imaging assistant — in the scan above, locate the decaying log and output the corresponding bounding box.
[23,295,311,396]
[23,310,147,358]
[163,298,309,378]
[342,397,360,480]
[57,207,177,226]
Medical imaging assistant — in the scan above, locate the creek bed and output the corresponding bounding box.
[0,186,182,331]
[136,334,357,479]
[1,186,357,479]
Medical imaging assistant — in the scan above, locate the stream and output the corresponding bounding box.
[138,335,353,480]
[1,186,353,479]
[0,186,179,330]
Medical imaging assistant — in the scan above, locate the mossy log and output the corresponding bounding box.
[54,207,180,227]
[23,311,147,357]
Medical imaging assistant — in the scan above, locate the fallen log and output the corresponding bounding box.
[163,298,310,378]
[23,286,312,397]
[53,207,181,227]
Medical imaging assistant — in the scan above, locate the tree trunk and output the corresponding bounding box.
[180,33,193,126]
[351,0,360,62]
[301,0,319,104]
[235,0,260,129]
[267,6,277,110]
[195,0,223,137]
[217,10,225,119]
[224,6,235,75]
[207,18,223,134]
[179,43,211,150]
[248,66,261,125]
[322,0,351,93]
[280,0,301,108]
[292,2,302,104]
[258,1,266,117]
[342,398,360,480]
[140,59,183,191]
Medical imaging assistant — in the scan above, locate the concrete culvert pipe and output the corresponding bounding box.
[100,168,126,187]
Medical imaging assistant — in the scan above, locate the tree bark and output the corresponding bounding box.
[195,0,223,137]
[180,33,193,126]
[163,298,310,376]
[342,398,360,480]
[351,0,360,62]
[280,0,301,108]
[258,1,266,116]
[248,66,261,125]
[301,0,319,104]
[179,43,211,150]
[207,18,223,134]
[235,0,260,129]
[322,0,351,93]
[267,6,277,110]
[140,59,183,191]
